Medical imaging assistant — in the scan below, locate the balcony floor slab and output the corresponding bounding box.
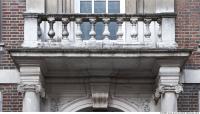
[9,48,192,79]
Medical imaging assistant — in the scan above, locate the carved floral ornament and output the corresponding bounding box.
[154,84,183,101]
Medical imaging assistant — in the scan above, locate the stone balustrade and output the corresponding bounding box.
[23,13,177,49]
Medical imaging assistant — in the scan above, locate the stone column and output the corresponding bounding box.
[154,67,183,112]
[18,84,42,112]
[159,84,182,112]
[18,66,44,112]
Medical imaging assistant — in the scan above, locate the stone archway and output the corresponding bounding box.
[59,97,139,112]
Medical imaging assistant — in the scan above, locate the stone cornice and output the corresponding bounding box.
[9,48,193,53]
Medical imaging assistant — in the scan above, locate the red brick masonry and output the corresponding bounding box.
[0,84,22,112]
[176,0,200,69]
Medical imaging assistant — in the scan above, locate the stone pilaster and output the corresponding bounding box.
[18,84,43,112]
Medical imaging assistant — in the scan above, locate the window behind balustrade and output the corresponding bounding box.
[76,0,122,40]
[45,0,154,14]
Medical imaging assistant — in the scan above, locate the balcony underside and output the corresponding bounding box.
[10,48,191,80]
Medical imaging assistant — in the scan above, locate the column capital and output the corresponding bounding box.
[17,84,42,93]
[154,84,183,101]
[159,84,183,94]
[158,84,183,94]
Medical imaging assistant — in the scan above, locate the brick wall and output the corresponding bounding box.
[0,84,22,112]
[178,84,200,112]
[0,0,25,69]
[176,0,200,69]
[176,0,200,111]
[0,0,25,112]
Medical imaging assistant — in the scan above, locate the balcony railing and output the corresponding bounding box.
[23,13,177,49]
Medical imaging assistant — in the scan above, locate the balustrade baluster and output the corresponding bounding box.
[62,18,70,42]
[157,18,162,41]
[103,18,110,41]
[144,19,152,38]
[47,17,55,42]
[37,18,42,42]
[116,18,124,42]
[75,18,83,42]
[89,18,96,41]
[130,18,138,39]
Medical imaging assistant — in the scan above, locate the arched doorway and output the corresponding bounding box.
[59,97,139,112]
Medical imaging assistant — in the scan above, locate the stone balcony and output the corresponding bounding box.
[23,13,177,49]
